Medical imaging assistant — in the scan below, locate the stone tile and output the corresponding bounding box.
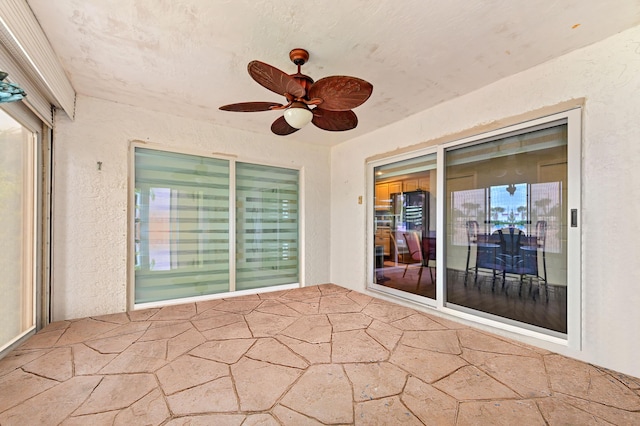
[210,299,262,314]
[255,299,302,317]
[0,369,58,412]
[149,303,197,320]
[392,313,448,331]
[245,337,308,368]
[232,357,302,411]
[195,298,224,313]
[128,308,160,321]
[40,320,71,332]
[200,320,253,340]
[18,328,65,349]
[434,365,519,400]
[258,289,291,299]
[457,399,546,426]
[272,404,324,425]
[282,286,321,301]
[327,312,373,332]
[362,301,417,323]
[245,311,298,337]
[545,354,640,410]
[281,364,353,424]
[346,290,373,307]
[92,320,151,339]
[474,352,551,398]
[138,321,193,341]
[243,414,280,426]
[428,314,470,330]
[366,319,403,351]
[166,376,238,415]
[547,392,640,425]
[74,374,156,415]
[62,411,118,425]
[22,346,73,381]
[113,388,170,425]
[279,314,332,343]
[354,396,423,425]
[54,318,121,346]
[99,340,168,373]
[92,312,130,324]
[344,362,407,402]
[164,413,245,425]
[72,343,118,375]
[400,330,461,354]
[166,327,206,360]
[457,329,539,356]
[281,299,320,315]
[319,293,366,314]
[192,312,244,332]
[157,354,229,395]
[536,397,611,425]
[401,377,457,426]
[85,331,145,353]
[0,348,50,377]
[600,367,640,390]
[318,283,350,295]
[390,344,467,383]
[276,335,331,364]
[0,376,102,425]
[332,329,389,363]
[190,338,256,364]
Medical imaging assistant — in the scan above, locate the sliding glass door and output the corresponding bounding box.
[369,109,580,341]
[133,146,300,306]
[445,121,569,335]
[0,110,36,352]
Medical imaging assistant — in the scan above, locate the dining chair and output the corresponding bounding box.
[402,231,429,288]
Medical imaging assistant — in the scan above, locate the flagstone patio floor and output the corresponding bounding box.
[1,284,639,425]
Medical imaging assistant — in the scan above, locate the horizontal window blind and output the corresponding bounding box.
[134,148,230,303]
[236,163,299,290]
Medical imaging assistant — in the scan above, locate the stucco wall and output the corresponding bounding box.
[330,25,640,378]
[52,95,331,320]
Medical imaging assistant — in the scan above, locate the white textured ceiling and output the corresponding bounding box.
[27,0,640,146]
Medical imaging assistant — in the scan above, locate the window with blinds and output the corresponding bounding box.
[134,148,230,303]
[133,147,300,304]
[236,163,299,290]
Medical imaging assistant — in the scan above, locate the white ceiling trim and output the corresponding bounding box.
[0,0,76,120]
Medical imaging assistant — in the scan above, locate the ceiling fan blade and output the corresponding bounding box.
[219,101,283,112]
[271,116,300,136]
[312,108,358,131]
[248,61,306,98]
[308,76,373,111]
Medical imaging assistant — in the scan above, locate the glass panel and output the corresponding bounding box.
[236,163,299,290]
[373,153,437,299]
[445,123,568,335]
[134,148,230,303]
[0,110,35,351]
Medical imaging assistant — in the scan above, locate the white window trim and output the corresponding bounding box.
[367,107,582,351]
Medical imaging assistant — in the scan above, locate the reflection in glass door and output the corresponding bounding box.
[0,110,36,352]
[445,122,568,335]
[372,153,437,300]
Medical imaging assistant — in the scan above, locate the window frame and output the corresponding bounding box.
[128,141,304,310]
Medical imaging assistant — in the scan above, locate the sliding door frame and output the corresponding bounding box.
[367,108,582,350]
[128,141,303,310]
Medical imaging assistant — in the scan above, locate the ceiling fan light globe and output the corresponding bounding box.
[283,106,313,129]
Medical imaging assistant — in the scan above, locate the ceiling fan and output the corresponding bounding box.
[219,49,373,136]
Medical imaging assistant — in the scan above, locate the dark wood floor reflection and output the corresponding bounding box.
[376,263,567,334]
